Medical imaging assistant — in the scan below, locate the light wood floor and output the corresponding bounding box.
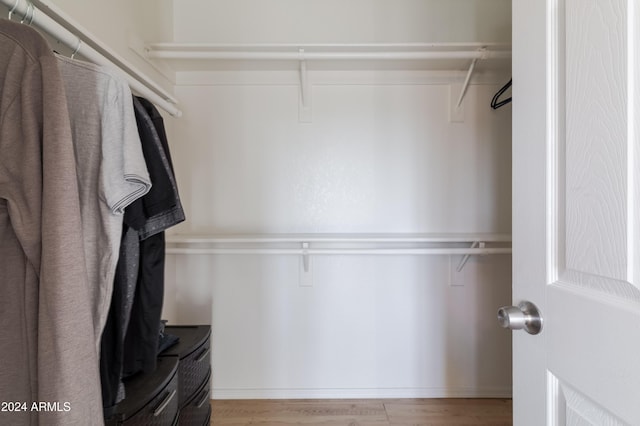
[210,398,512,425]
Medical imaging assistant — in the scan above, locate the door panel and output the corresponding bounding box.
[548,284,640,425]
[513,0,640,425]
[561,381,625,426]
[565,0,638,286]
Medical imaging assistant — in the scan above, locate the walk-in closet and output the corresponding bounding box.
[1,1,518,424]
[6,1,640,424]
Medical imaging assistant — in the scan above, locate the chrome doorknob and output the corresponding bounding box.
[497,301,543,335]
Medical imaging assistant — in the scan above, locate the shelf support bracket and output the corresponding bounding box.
[298,49,312,123]
[456,241,484,272]
[302,242,310,272]
[450,48,485,123]
[299,242,313,286]
[456,57,478,108]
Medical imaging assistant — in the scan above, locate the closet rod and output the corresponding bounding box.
[1,0,182,117]
[146,49,510,61]
[166,233,512,244]
[166,247,512,256]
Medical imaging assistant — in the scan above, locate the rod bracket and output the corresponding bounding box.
[299,242,313,286]
[456,241,482,272]
[456,56,479,108]
[298,49,312,122]
[449,47,486,122]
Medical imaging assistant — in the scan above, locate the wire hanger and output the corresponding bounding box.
[8,0,20,20]
[491,79,512,109]
[20,2,35,25]
[70,39,81,59]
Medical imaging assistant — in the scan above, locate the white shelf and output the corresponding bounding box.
[167,232,511,244]
[166,233,512,256]
[140,42,511,73]
[136,41,511,122]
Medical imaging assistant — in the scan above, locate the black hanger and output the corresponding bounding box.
[491,79,512,109]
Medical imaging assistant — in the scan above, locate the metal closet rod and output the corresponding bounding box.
[2,0,182,117]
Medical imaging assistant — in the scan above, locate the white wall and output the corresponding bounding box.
[37,0,175,93]
[171,253,512,398]
[165,70,514,398]
[170,79,511,235]
[163,0,513,400]
[45,0,174,44]
[173,0,511,44]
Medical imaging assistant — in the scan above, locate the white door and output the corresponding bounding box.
[511,0,640,425]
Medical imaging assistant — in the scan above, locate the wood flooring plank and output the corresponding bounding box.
[212,399,387,416]
[210,398,512,426]
[384,399,511,425]
[385,399,512,417]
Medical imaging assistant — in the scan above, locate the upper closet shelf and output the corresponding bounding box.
[136,42,511,122]
[166,233,511,254]
[137,42,511,119]
[141,42,511,73]
[167,232,511,243]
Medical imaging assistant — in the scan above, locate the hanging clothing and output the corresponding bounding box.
[130,96,185,239]
[123,232,167,375]
[100,225,139,414]
[56,54,152,353]
[123,97,185,379]
[0,19,103,426]
[101,96,184,413]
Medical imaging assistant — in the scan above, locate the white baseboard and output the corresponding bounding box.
[211,386,513,400]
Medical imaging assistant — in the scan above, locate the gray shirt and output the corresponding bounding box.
[56,54,151,353]
[0,20,103,425]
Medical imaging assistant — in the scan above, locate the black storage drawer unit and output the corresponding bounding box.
[159,325,211,411]
[177,370,211,426]
[105,325,211,426]
[106,357,179,426]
